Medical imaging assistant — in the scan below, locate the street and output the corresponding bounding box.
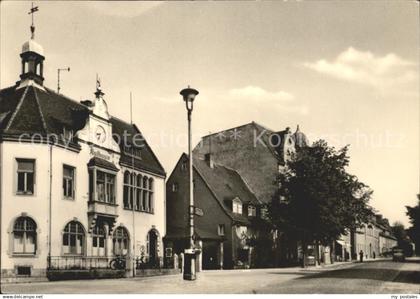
[2,259,419,294]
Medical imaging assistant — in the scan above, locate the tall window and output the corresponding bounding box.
[16,159,35,195]
[13,217,37,254]
[232,198,242,214]
[63,221,84,255]
[92,224,106,256]
[96,171,115,203]
[148,178,154,213]
[136,175,142,211]
[123,171,135,209]
[142,176,149,212]
[123,171,131,209]
[113,226,129,256]
[63,165,75,199]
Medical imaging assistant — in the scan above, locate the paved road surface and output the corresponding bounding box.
[2,259,419,294]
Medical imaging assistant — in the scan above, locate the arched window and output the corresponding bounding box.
[92,224,106,256]
[113,226,129,256]
[142,176,149,212]
[148,178,154,213]
[63,221,85,255]
[136,174,143,211]
[13,217,37,254]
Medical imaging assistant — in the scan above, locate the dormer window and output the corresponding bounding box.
[260,207,268,219]
[62,127,74,142]
[248,205,256,217]
[232,198,242,214]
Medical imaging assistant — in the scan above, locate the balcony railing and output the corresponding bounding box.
[87,200,118,216]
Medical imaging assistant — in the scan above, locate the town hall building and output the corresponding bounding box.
[0,17,166,282]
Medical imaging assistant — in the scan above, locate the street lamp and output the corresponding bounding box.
[180,86,199,281]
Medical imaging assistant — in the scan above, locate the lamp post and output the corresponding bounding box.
[180,86,199,281]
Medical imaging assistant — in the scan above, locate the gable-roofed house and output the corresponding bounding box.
[165,153,265,269]
[189,122,309,266]
[0,20,166,282]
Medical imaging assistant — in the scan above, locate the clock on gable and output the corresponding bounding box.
[95,125,106,143]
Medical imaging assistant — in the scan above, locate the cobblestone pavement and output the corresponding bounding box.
[2,259,419,294]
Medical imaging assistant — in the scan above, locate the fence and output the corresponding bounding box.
[48,256,120,270]
[48,255,178,271]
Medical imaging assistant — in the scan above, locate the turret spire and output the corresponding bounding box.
[28,3,39,39]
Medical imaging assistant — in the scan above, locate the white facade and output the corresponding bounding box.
[0,89,166,281]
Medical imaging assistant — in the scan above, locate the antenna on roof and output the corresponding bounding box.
[129,90,136,277]
[57,67,70,94]
[208,131,212,156]
[130,92,133,125]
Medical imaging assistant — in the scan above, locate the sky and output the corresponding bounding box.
[1,1,419,226]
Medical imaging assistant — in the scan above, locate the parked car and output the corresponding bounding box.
[392,248,405,262]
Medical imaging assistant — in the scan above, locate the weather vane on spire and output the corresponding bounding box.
[96,74,102,91]
[28,2,39,39]
[95,74,104,98]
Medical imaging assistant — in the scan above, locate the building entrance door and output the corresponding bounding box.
[202,241,219,270]
[148,230,158,266]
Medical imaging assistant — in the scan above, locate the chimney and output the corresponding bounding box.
[204,153,214,169]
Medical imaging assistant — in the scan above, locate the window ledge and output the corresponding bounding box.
[11,253,38,258]
[122,207,154,214]
[62,254,84,256]
[89,200,118,207]
[16,192,34,196]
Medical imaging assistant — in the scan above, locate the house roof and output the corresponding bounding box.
[110,117,166,176]
[192,155,261,224]
[1,85,89,136]
[0,84,165,176]
[199,121,301,165]
[164,226,225,241]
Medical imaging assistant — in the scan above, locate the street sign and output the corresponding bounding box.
[194,207,204,216]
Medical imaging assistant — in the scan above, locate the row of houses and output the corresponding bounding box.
[165,123,397,269]
[0,14,397,282]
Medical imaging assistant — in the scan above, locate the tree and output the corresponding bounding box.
[391,221,413,256]
[268,140,373,267]
[406,194,420,255]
